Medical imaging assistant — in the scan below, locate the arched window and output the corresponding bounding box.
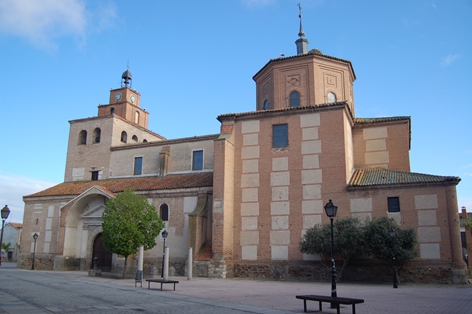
[328,92,337,103]
[121,131,127,143]
[110,108,115,115]
[263,100,269,110]
[289,91,300,107]
[143,139,148,143]
[78,130,87,145]
[160,204,169,221]
[132,135,138,142]
[93,128,101,143]
[134,111,140,124]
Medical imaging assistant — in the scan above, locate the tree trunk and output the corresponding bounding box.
[122,255,128,279]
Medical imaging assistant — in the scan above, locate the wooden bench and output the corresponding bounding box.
[146,279,179,291]
[296,295,364,314]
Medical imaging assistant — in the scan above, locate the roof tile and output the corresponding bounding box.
[25,173,213,198]
[348,168,460,187]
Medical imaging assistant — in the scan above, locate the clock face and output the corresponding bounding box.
[130,95,136,104]
[115,93,122,101]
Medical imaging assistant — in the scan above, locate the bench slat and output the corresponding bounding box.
[296,295,364,304]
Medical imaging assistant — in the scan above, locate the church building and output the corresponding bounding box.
[20,13,467,284]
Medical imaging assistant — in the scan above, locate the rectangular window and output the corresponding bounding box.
[134,157,143,175]
[273,124,288,147]
[192,150,203,170]
[387,197,400,212]
[91,171,99,181]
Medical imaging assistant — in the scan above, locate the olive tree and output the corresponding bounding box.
[300,217,365,280]
[102,189,164,278]
[363,217,417,262]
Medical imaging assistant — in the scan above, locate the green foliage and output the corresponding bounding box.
[300,216,417,279]
[463,218,472,231]
[300,217,365,279]
[102,189,164,278]
[363,217,417,261]
[1,242,11,252]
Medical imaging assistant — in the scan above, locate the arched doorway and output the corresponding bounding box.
[92,233,112,272]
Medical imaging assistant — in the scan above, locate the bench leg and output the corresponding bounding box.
[160,282,163,290]
[352,304,356,314]
[148,282,151,289]
[319,301,322,312]
[303,300,307,312]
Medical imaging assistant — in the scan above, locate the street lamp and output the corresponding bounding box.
[161,230,168,277]
[389,227,398,288]
[324,199,338,304]
[0,205,11,266]
[32,233,38,270]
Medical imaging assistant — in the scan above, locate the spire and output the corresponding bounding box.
[295,3,309,55]
[298,3,305,38]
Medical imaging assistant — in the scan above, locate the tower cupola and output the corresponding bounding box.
[121,70,132,87]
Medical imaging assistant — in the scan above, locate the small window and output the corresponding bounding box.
[328,92,336,103]
[93,128,101,143]
[134,157,143,175]
[134,111,139,124]
[160,204,169,221]
[132,135,138,142]
[192,150,203,170]
[388,197,400,213]
[121,131,127,143]
[273,124,288,147]
[91,171,99,181]
[143,139,148,143]
[289,91,300,107]
[110,108,115,115]
[78,130,87,145]
[263,100,269,110]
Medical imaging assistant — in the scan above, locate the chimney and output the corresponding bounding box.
[461,206,467,219]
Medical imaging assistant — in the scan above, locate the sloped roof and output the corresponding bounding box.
[348,168,460,187]
[217,101,347,121]
[354,116,410,124]
[8,222,23,229]
[24,172,213,198]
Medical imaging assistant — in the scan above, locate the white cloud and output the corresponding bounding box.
[0,174,57,223]
[0,0,87,50]
[440,53,461,67]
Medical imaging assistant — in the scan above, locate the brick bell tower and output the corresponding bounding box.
[97,69,149,129]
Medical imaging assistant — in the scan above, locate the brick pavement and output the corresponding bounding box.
[1,263,472,313]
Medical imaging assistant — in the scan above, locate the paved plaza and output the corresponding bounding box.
[1,262,472,313]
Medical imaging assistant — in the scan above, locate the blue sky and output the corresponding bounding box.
[0,0,471,223]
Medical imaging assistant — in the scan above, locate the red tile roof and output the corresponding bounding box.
[348,168,460,187]
[8,222,23,229]
[24,172,213,198]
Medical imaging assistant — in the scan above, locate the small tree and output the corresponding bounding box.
[463,218,472,231]
[2,242,11,257]
[102,189,164,278]
[300,217,365,280]
[363,217,417,262]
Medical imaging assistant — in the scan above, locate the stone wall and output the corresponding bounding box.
[230,259,464,284]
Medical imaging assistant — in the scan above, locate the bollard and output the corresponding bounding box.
[163,247,169,281]
[187,247,193,280]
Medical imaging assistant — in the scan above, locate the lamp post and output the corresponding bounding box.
[0,205,11,266]
[324,199,338,305]
[389,227,398,288]
[161,230,168,277]
[32,233,38,270]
